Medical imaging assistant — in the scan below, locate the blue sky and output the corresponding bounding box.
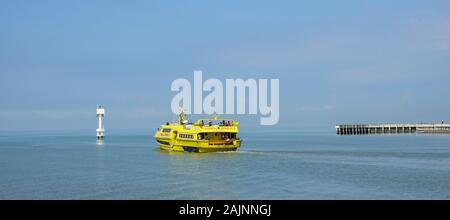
[1,0,450,131]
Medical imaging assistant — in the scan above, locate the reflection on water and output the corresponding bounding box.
[1,132,450,199]
[155,148,242,199]
[96,140,105,146]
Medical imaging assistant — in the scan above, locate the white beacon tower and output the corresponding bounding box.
[96,105,105,140]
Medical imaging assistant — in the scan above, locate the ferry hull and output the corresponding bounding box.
[156,138,241,153]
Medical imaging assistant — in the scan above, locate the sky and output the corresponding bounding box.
[1,0,450,131]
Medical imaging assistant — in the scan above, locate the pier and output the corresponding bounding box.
[335,123,450,135]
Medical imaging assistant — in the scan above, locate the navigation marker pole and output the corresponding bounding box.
[96,105,105,140]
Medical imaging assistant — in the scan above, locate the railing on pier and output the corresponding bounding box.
[335,124,450,135]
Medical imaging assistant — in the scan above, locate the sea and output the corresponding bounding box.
[1,130,450,199]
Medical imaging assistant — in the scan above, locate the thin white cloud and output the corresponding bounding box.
[297,105,336,112]
[0,107,165,120]
[0,109,91,120]
[409,15,450,51]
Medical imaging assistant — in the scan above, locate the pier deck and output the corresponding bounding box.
[335,123,450,135]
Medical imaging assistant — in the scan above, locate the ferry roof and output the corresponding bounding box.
[196,118,235,121]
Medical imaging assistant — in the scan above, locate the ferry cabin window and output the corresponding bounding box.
[162,128,171,133]
[179,134,193,139]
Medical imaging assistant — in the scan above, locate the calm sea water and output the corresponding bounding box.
[1,130,450,199]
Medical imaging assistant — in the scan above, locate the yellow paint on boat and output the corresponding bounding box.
[153,112,241,153]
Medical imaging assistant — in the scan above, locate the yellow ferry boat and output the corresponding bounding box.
[154,111,242,153]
